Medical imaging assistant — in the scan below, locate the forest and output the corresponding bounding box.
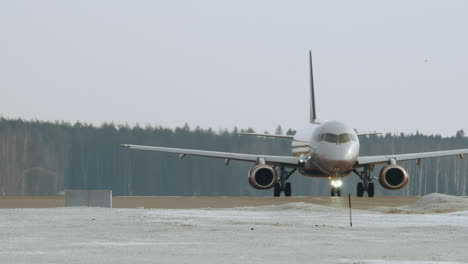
[1,117,467,196]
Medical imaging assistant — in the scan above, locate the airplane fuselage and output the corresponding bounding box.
[292,121,360,178]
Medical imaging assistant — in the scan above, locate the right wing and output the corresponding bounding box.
[120,144,300,167]
[357,148,468,166]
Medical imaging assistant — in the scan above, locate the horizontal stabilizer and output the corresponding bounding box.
[357,132,382,137]
[236,132,294,139]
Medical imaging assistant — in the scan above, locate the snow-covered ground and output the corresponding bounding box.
[1,194,468,264]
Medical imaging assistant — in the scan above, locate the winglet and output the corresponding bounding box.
[309,50,317,123]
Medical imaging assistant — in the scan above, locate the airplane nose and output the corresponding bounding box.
[317,143,359,173]
[325,159,355,172]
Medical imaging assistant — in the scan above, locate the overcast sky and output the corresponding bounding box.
[1,0,467,136]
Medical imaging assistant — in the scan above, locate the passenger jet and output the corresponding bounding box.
[121,52,468,197]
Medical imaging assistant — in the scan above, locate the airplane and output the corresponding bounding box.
[121,51,468,197]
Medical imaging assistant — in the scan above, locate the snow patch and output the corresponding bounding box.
[75,241,199,247]
[2,203,468,263]
[373,193,468,214]
[340,260,466,264]
[229,202,341,213]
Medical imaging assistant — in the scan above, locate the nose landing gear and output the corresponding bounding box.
[330,187,342,197]
[354,166,375,197]
[329,177,343,197]
[273,167,296,197]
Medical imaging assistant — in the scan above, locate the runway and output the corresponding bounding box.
[0,196,420,209]
[1,194,468,264]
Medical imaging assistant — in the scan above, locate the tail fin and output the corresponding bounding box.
[309,51,317,123]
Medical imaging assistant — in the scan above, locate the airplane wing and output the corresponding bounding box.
[120,144,301,167]
[357,149,468,166]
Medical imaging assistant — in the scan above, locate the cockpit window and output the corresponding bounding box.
[324,133,338,143]
[317,133,357,144]
[339,133,351,143]
[316,133,325,141]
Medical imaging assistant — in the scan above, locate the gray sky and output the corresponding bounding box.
[1,0,467,136]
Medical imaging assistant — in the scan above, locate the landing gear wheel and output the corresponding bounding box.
[367,182,375,197]
[284,183,292,196]
[273,183,281,197]
[357,183,364,197]
[336,188,342,197]
[331,187,336,197]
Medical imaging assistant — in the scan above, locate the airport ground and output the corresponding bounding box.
[0,195,421,209]
[2,194,468,264]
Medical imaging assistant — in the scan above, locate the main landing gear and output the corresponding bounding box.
[273,167,296,197]
[353,166,375,197]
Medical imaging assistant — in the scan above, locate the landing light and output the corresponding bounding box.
[331,180,343,188]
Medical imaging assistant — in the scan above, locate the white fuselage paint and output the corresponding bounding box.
[292,121,360,178]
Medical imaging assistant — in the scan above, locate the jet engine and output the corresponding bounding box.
[379,164,409,190]
[248,165,278,189]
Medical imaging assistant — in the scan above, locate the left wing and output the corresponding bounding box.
[120,144,300,167]
[357,149,468,166]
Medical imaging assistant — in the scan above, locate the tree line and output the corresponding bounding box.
[0,117,467,196]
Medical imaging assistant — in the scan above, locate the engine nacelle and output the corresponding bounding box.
[379,164,409,190]
[248,165,278,189]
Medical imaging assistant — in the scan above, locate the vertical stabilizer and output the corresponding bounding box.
[309,51,317,123]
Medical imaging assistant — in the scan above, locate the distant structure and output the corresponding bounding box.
[65,190,112,208]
